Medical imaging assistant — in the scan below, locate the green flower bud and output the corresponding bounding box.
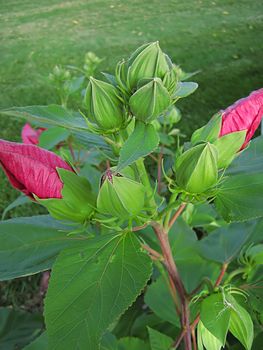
[129,78,171,122]
[175,143,218,194]
[38,169,96,223]
[84,77,125,133]
[160,106,181,125]
[127,41,171,89]
[97,170,145,219]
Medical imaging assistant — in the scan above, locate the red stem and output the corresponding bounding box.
[152,222,192,350]
[168,203,187,230]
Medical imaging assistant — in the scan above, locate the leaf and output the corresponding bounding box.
[216,136,263,222]
[65,76,85,95]
[0,215,88,281]
[229,296,254,350]
[44,232,152,350]
[39,127,70,150]
[117,121,159,171]
[1,105,89,131]
[144,274,180,327]
[170,218,219,293]
[23,332,48,350]
[0,308,43,350]
[215,173,263,222]
[200,293,231,344]
[101,332,118,350]
[198,222,255,263]
[226,135,263,176]
[197,321,223,350]
[2,194,31,220]
[72,130,110,149]
[118,337,150,350]
[173,82,198,99]
[148,327,173,350]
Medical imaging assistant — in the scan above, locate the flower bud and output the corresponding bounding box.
[129,78,171,122]
[84,77,125,133]
[0,139,72,199]
[97,170,145,219]
[192,89,263,148]
[127,41,171,89]
[175,143,218,194]
[21,123,46,145]
[220,88,263,149]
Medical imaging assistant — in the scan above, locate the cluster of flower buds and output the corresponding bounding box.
[115,41,180,123]
[97,168,145,219]
[49,65,71,84]
[175,88,263,195]
[84,42,184,134]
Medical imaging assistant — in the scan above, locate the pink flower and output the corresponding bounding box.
[0,140,72,199]
[220,88,263,149]
[21,123,46,145]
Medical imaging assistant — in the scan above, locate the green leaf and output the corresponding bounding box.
[39,127,70,150]
[144,274,180,327]
[1,105,89,131]
[101,332,118,350]
[197,321,223,350]
[44,232,152,350]
[117,121,159,170]
[216,136,263,222]
[226,135,263,176]
[200,293,231,344]
[118,337,150,350]
[2,194,31,220]
[229,296,254,350]
[65,76,85,95]
[169,218,220,292]
[0,215,88,281]
[148,327,173,350]
[198,222,255,263]
[23,333,48,350]
[173,81,198,99]
[215,173,263,222]
[0,308,43,350]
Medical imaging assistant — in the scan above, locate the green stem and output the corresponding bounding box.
[224,267,245,285]
[136,158,156,210]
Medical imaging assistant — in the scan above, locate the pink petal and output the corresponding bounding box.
[0,140,72,199]
[22,123,45,145]
[220,88,263,148]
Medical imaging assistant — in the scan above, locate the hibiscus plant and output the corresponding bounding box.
[0,42,263,350]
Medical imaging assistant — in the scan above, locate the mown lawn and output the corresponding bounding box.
[0,0,262,214]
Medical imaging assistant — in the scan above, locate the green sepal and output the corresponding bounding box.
[129,78,171,122]
[191,113,222,145]
[37,169,96,223]
[175,143,218,194]
[213,130,246,168]
[97,175,145,219]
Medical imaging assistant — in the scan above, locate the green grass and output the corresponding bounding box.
[0,0,262,214]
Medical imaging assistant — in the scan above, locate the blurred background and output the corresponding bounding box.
[0,0,262,212]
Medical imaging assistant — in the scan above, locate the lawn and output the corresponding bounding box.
[0,0,262,214]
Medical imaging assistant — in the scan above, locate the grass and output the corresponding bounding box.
[0,0,262,215]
